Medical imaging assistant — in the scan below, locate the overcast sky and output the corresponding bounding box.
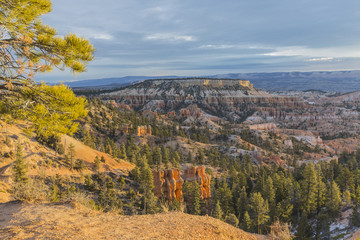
[39,0,360,82]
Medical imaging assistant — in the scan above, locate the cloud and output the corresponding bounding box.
[262,45,360,59]
[263,46,308,57]
[39,0,360,81]
[199,44,236,49]
[90,33,113,40]
[144,33,196,42]
[306,57,334,62]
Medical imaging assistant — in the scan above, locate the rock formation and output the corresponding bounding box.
[101,78,305,123]
[152,165,211,202]
[182,165,211,199]
[136,125,152,137]
[153,169,184,202]
[249,123,278,133]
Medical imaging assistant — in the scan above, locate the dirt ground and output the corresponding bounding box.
[0,202,258,240]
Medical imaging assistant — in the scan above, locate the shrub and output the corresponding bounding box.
[12,180,49,202]
[269,220,293,240]
[225,214,239,227]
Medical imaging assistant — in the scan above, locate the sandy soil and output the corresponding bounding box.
[0,202,257,240]
[0,120,134,180]
[61,134,134,173]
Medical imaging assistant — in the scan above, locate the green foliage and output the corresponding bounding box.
[225,214,239,227]
[98,188,123,213]
[118,176,125,190]
[326,181,341,215]
[28,84,88,138]
[183,181,202,215]
[300,163,317,214]
[67,143,75,169]
[74,159,86,172]
[49,183,60,202]
[93,156,100,171]
[213,201,223,220]
[12,144,28,184]
[249,192,269,234]
[0,0,94,98]
[1,0,92,141]
[241,211,251,232]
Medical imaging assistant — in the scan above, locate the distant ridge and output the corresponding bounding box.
[62,70,360,92]
[62,76,182,88]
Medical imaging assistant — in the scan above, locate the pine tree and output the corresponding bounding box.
[12,144,28,184]
[354,185,360,206]
[296,212,312,240]
[315,168,326,213]
[336,167,354,192]
[152,147,162,171]
[215,178,234,216]
[213,201,223,220]
[0,1,94,131]
[192,181,202,215]
[196,148,205,165]
[225,214,239,227]
[300,163,317,214]
[139,158,156,214]
[119,144,127,160]
[162,146,170,167]
[183,181,202,215]
[237,186,248,217]
[67,143,75,170]
[275,200,293,223]
[343,190,352,206]
[93,156,100,172]
[326,180,341,215]
[241,211,252,232]
[249,192,269,234]
[187,152,193,164]
[351,205,360,227]
[263,176,276,218]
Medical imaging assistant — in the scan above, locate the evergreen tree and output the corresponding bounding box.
[336,166,354,192]
[12,144,28,184]
[119,144,127,160]
[213,200,223,220]
[263,176,276,218]
[187,152,193,164]
[326,180,341,215]
[237,186,248,218]
[139,157,156,214]
[351,205,360,227]
[192,182,202,215]
[93,156,100,172]
[183,181,202,215]
[162,146,170,168]
[343,190,352,207]
[275,200,293,223]
[354,185,360,206]
[249,192,269,234]
[300,163,317,214]
[241,211,252,232]
[315,168,326,213]
[225,214,239,227]
[67,143,75,170]
[296,212,312,240]
[0,1,93,132]
[196,148,205,165]
[152,147,162,170]
[215,178,234,215]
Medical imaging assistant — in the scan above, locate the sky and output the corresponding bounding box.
[38,0,360,82]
